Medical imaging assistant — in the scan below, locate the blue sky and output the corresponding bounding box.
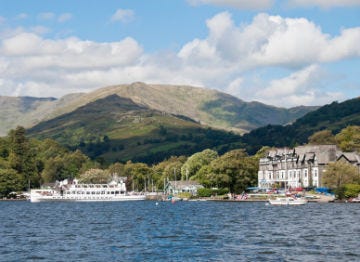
[0,0,359,107]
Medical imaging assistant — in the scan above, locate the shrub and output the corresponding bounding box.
[344,184,360,198]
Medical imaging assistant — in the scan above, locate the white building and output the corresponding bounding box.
[258,145,360,189]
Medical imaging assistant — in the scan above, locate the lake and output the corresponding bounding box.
[0,201,359,261]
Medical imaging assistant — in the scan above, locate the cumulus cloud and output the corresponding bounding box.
[0,12,359,107]
[229,65,345,107]
[179,12,360,69]
[288,0,360,8]
[188,0,273,10]
[0,32,144,97]
[260,65,344,107]
[111,9,135,23]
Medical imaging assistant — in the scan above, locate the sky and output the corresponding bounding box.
[0,0,359,108]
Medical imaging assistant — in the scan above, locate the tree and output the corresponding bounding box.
[8,126,38,189]
[41,156,67,183]
[41,150,97,183]
[124,161,151,191]
[322,161,359,199]
[108,162,125,177]
[308,130,336,145]
[335,126,360,152]
[181,149,218,180]
[152,156,186,190]
[0,169,24,197]
[210,149,258,193]
[344,184,360,198]
[78,168,111,184]
[191,165,214,187]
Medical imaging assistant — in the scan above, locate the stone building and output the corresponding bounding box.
[258,145,360,189]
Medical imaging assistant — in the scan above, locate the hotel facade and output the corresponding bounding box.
[258,145,360,189]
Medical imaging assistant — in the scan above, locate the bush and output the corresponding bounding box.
[215,188,229,195]
[197,188,213,197]
[197,188,229,197]
[344,184,360,198]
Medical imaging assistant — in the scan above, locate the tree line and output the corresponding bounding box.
[1,125,360,199]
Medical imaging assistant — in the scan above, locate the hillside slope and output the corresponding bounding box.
[0,96,56,135]
[242,97,360,154]
[0,82,317,136]
[28,94,242,164]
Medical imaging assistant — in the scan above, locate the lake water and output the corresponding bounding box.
[0,201,359,262]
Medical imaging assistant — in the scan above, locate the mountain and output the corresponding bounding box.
[28,94,243,164]
[0,82,317,136]
[242,97,360,154]
[0,96,56,136]
[0,94,84,136]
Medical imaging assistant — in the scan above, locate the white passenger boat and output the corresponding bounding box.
[268,197,307,206]
[30,179,146,203]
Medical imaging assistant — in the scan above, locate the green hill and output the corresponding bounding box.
[69,82,317,133]
[242,97,360,154]
[28,94,242,164]
[0,82,316,136]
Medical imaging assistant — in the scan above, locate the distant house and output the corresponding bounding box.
[164,181,204,195]
[258,145,360,189]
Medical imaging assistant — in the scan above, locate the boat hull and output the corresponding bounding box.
[268,197,307,205]
[30,194,146,203]
[30,179,146,203]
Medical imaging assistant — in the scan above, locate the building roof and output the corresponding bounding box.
[338,152,360,164]
[266,145,340,164]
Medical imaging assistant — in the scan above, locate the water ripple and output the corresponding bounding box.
[0,201,359,261]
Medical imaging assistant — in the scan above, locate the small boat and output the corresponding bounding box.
[349,194,360,203]
[268,197,307,205]
[30,179,146,203]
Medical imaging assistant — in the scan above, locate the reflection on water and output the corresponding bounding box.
[0,201,359,261]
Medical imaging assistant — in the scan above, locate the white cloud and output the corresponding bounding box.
[288,0,360,8]
[188,0,273,10]
[242,65,345,107]
[30,26,50,35]
[37,12,55,20]
[36,12,72,23]
[111,9,135,23]
[58,13,73,23]
[0,32,144,97]
[179,12,360,69]
[0,12,359,107]
[15,13,28,20]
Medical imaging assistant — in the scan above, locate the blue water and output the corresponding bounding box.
[0,201,359,262]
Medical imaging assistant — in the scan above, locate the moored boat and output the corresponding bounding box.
[349,194,360,203]
[30,179,146,202]
[268,197,307,205]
